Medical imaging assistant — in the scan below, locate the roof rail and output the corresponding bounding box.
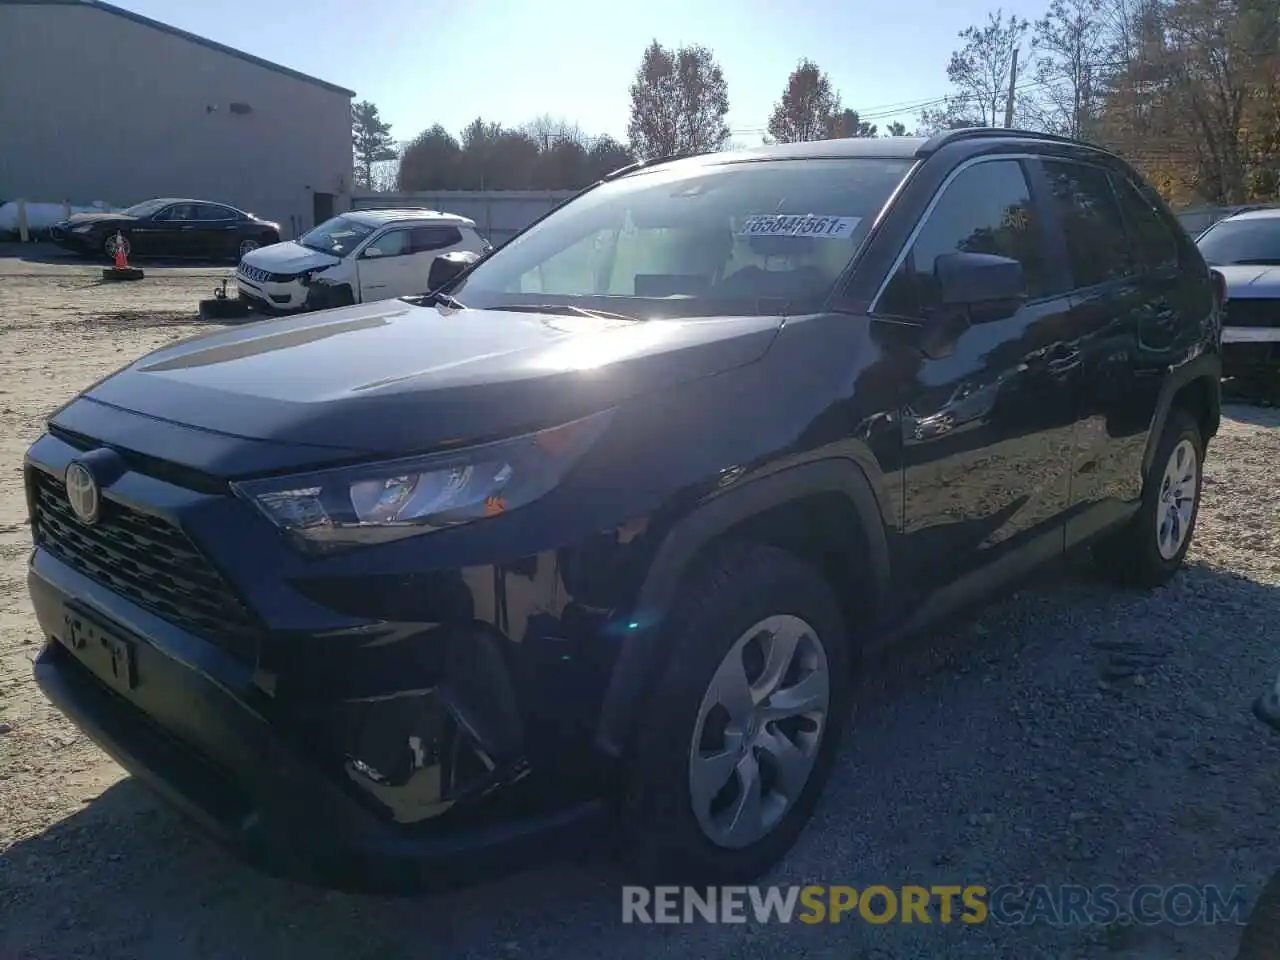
[601,151,693,181]
[916,126,1103,157]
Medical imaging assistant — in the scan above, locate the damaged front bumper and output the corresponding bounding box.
[28,553,607,894]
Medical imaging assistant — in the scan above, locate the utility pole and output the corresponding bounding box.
[1004,45,1019,128]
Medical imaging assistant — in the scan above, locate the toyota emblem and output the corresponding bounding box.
[65,461,100,524]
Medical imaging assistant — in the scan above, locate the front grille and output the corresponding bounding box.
[238,264,288,284]
[1223,298,1280,328]
[31,469,259,661]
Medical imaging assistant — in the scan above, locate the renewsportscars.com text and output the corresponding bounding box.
[621,884,1250,925]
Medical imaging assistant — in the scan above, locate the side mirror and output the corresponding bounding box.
[920,252,1027,360]
[935,252,1026,309]
[362,246,384,259]
[428,250,481,291]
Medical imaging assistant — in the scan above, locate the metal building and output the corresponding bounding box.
[0,0,355,238]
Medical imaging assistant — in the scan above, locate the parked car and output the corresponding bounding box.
[235,209,491,312]
[24,128,1221,894]
[1195,208,1280,383]
[48,198,280,262]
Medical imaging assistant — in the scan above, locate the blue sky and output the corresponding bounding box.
[110,0,1050,146]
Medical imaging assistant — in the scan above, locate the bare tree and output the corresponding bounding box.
[1029,0,1110,137]
[627,40,731,159]
[767,59,842,142]
[920,10,1030,130]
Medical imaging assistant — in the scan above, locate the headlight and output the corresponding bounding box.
[72,224,95,233]
[231,409,613,551]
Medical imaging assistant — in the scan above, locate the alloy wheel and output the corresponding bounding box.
[104,234,129,257]
[688,614,830,849]
[1156,437,1198,560]
[238,239,260,260]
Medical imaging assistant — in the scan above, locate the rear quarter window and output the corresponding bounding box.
[411,225,463,253]
[1042,160,1134,288]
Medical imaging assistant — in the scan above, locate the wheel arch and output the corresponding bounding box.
[594,457,892,759]
[1141,353,1221,480]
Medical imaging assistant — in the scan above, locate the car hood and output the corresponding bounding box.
[62,212,133,226]
[1214,264,1280,298]
[241,240,342,273]
[75,299,783,459]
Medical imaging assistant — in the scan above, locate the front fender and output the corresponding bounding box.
[594,456,891,759]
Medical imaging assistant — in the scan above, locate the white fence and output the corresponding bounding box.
[350,190,577,247]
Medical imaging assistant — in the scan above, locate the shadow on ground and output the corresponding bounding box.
[0,241,236,271]
[1223,400,1280,428]
[2,564,1279,960]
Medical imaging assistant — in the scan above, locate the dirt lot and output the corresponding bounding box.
[2,245,1280,959]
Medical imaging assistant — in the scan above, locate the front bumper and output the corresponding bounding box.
[1222,326,1280,378]
[29,552,607,894]
[236,276,307,311]
[48,226,95,252]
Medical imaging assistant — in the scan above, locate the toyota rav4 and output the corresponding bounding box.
[24,129,1221,894]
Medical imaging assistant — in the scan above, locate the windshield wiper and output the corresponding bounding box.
[404,289,466,309]
[501,303,642,322]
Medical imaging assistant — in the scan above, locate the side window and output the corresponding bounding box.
[1042,160,1133,287]
[362,229,411,258]
[1111,175,1179,271]
[197,203,234,221]
[157,203,197,221]
[878,159,1046,319]
[410,225,463,253]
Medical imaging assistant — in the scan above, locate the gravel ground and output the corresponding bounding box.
[2,246,1279,959]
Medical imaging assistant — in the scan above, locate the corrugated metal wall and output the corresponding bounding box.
[350,190,577,247]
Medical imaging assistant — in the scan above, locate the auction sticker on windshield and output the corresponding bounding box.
[738,215,861,239]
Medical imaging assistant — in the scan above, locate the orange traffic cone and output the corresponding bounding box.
[101,232,143,281]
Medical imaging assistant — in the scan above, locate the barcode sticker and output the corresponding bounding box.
[737,214,862,239]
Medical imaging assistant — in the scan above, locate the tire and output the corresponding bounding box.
[1093,407,1204,589]
[622,543,851,885]
[1234,868,1280,959]
[102,232,129,261]
[237,238,261,261]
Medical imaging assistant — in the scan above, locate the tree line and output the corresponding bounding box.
[348,40,915,194]
[352,7,1280,205]
[916,0,1279,206]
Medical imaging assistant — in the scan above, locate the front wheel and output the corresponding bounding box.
[102,232,130,260]
[1093,408,1204,588]
[622,544,850,884]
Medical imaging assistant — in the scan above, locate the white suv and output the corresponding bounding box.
[236,209,489,312]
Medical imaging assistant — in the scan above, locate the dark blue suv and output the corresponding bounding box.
[24,128,1221,893]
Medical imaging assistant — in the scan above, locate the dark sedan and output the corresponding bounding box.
[48,198,281,262]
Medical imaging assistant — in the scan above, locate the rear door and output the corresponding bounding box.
[194,203,241,260]
[355,227,414,302]
[1039,159,1184,546]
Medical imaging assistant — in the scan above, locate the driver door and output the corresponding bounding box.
[877,156,1080,601]
[131,203,190,256]
[356,228,414,302]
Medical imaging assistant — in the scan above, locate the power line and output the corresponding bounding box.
[734,57,1143,131]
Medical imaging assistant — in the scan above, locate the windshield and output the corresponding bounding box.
[298,216,376,257]
[448,157,913,317]
[1196,217,1280,265]
[122,199,173,217]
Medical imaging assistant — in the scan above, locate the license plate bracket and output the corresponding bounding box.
[63,606,139,694]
